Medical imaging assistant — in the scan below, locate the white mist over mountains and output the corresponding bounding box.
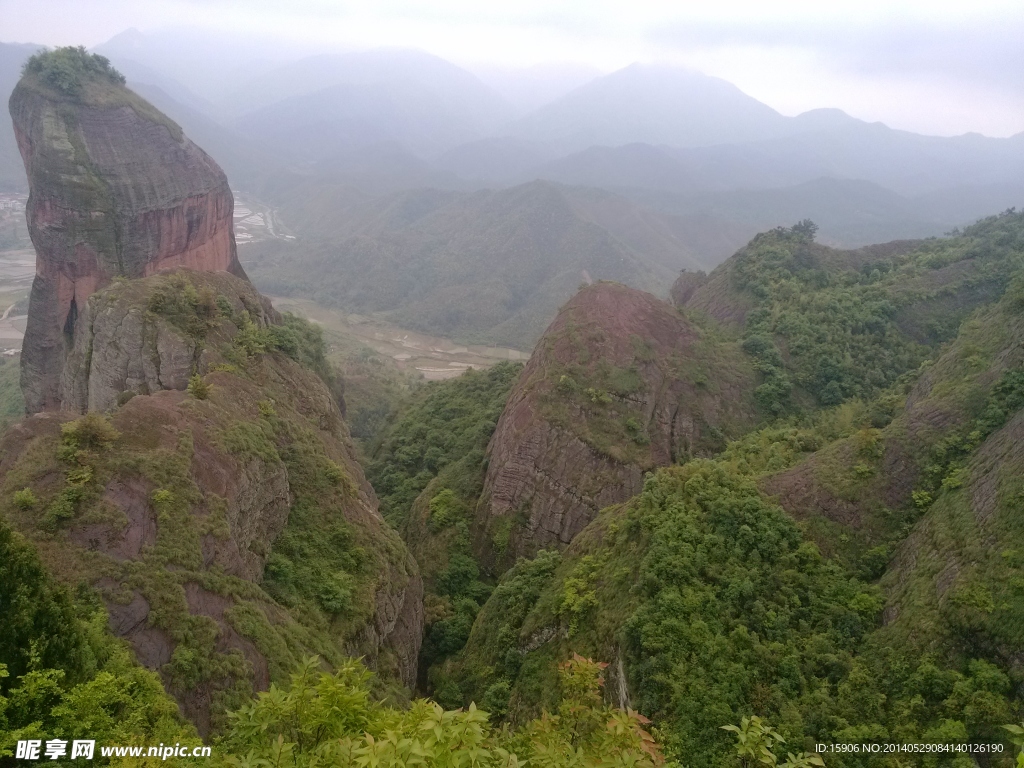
[5,0,1023,137]
[2,22,1024,281]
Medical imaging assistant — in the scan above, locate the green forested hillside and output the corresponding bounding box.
[686,213,1024,413]
[422,211,1024,766]
[367,363,522,529]
[244,181,709,347]
[7,209,1024,766]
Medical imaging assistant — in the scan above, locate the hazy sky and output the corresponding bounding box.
[2,0,1022,137]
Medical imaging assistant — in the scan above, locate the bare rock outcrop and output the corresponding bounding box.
[58,271,276,413]
[475,282,756,568]
[668,269,707,307]
[10,57,245,413]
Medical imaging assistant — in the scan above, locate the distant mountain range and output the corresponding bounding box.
[0,42,42,191]
[2,30,1023,321]
[243,179,710,346]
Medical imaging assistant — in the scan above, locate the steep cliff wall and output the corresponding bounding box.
[0,271,422,733]
[475,282,756,568]
[10,61,245,413]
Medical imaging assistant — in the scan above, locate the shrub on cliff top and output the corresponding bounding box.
[22,46,125,96]
[60,412,120,451]
[187,374,210,400]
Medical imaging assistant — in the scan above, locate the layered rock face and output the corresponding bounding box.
[10,68,245,412]
[0,271,423,733]
[58,271,276,414]
[475,282,756,568]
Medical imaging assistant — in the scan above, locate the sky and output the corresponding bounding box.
[2,0,1022,137]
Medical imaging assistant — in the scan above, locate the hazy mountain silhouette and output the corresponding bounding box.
[244,180,710,345]
[668,122,1024,195]
[0,42,42,190]
[93,27,296,109]
[433,138,560,184]
[510,63,794,151]
[2,32,1022,300]
[227,50,514,161]
[531,143,699,192]
[471,62,602,114]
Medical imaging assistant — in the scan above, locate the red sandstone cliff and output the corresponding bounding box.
[474,282,757,569]
[9,61,245,413]
[0,270,423,733]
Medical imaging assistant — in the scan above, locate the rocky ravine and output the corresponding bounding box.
[474,281,756,569]
[0,270,423,733]
[10,62,245,413]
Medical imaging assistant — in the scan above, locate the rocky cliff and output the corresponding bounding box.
[10,52,245,413]
[0,270,422,733]
[474,282,756,568]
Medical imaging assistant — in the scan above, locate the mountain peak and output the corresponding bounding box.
[512,62,789,151]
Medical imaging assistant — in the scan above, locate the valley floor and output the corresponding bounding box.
[267,295,530,381]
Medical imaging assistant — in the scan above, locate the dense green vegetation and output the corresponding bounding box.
[22,46,125,96]
[3,511,667,767]
[438,213,1024,766]
[364,363,523,688]
[730,213,1024,414]
[367,362,522,529]
[7,210,1024,764]
[0,518,196,759]
[214,653,668,767]
[445,459,1018,767]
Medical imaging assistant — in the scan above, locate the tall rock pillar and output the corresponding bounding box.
[9,50,247,412]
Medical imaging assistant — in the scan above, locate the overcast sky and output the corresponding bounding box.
[2,0,1022,137]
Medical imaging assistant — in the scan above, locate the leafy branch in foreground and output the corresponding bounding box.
[723,716,824,768]
[216,654,671,767]
[1003,723,1024,768]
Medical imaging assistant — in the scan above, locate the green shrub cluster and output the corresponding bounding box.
[147,273,220,341]
[0,518,195,758]
[22,46,125,96]
[215,654,669,768]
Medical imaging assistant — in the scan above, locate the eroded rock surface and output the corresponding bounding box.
[58,271,275,413]
[10,66,245,412]
[476,282,756,568]
[0,271,422,733]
